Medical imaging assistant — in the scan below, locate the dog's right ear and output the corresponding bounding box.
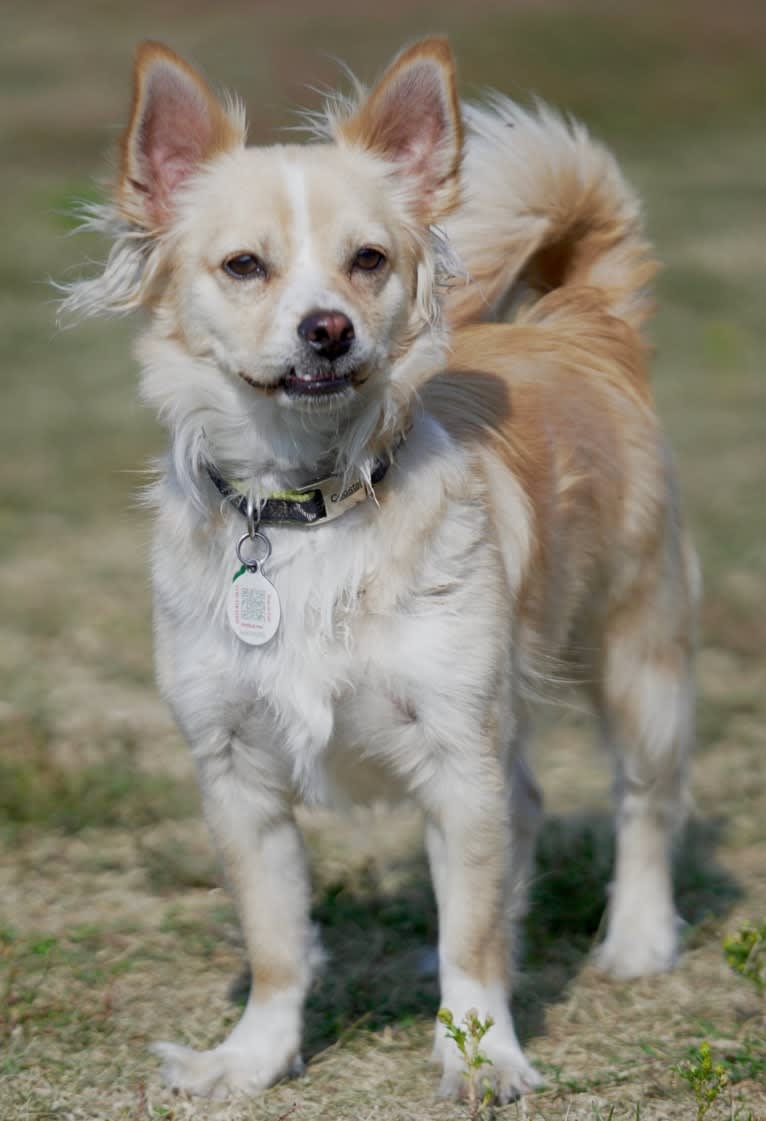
[117,41,245,230]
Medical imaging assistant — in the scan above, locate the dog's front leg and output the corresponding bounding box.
[428,757,541,1103]
[154,739,313,1100]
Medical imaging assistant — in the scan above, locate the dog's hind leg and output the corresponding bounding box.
[153,737,314,1098]
[593,541,698,979]
[507,705,544,926]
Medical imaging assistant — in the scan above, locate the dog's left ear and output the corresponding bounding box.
[340,37,462,224]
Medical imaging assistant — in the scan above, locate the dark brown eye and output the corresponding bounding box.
[223,253,266,280]
[353,247,386,273]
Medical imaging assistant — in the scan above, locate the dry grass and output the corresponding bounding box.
[1,2,765,1119]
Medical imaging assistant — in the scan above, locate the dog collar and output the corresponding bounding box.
[207,454,393,527]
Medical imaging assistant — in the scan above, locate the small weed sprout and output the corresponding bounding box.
[674,1041,729,1121]
[723,921,766,999]
[437,1007,495,1119]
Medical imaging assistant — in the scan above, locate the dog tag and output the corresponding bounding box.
[227,566,281,646]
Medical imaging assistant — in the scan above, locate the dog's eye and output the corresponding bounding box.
[353,247,386,273]
[223,253,266,280]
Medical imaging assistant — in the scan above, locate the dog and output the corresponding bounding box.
[63,36,699,1102]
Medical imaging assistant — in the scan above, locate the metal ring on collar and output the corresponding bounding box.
[236,531,272,571]
[245,492,259,539]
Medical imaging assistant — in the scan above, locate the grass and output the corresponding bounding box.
[674,1041,730,1120]
[723,921,766,1000]
[437,1009,496,1119]
[0,711,198,835]
[1,1,765,1119]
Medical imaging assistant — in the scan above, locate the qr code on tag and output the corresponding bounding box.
[240,586,266,624]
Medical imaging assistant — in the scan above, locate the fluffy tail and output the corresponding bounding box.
[443,97,657,331]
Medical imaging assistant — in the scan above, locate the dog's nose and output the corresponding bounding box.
[297,310,355,361]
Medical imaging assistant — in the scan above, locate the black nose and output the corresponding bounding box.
[297,310,355,361]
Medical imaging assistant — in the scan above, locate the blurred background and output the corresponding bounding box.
[1,2,764,1119]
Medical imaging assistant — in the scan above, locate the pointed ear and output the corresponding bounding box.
[117,41,245,229]
[339,37,462,223]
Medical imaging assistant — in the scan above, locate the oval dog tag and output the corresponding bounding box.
[227,566,281,646]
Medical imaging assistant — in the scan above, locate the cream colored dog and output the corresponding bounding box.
[64,37,698,1102]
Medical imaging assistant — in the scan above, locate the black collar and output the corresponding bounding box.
[207,453,393,527]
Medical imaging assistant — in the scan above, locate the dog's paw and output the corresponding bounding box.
[593,911,680,979]
[152,1040,302,1100]
[436,1032,542,1104]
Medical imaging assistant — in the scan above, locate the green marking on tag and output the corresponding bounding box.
[232,565,247,582]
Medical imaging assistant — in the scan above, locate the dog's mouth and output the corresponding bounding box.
[281,367,354,398]
[239,367,360,399]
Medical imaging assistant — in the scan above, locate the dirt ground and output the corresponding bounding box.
[1,2,764,1119]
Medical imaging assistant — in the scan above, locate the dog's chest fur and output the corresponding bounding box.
[152,415,513,806]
